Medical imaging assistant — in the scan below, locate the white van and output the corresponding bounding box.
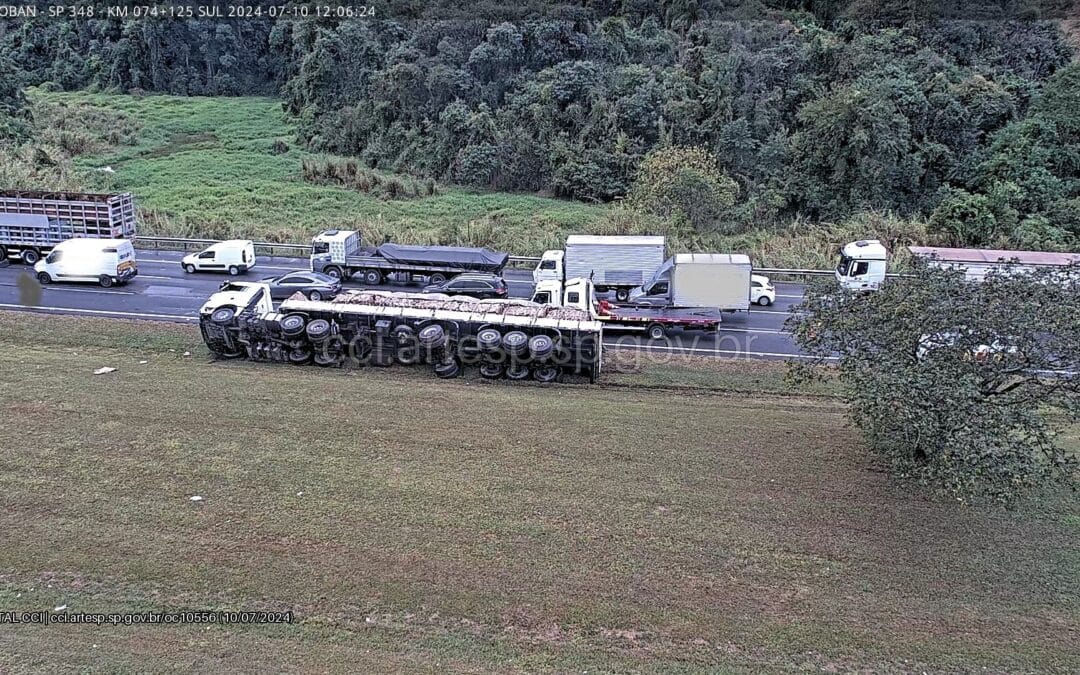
[182,240,256,275]
[34,238,138,288]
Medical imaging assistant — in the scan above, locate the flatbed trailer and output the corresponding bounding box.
[600,305,723,340]
[0,190,137,264]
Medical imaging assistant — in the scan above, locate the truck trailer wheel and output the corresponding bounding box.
[280,314,307,336]
[479,363,504,379]
[418,324,448,351]
[647,323,666,340]
[429,273,448,285]
[615,289,629,302]
[528,335,554,360]
[434,358,461,379]
[502,331,528,357]
[36,271,52,285]
[305,319,331,341]
[362,269,383,285]
[506,364,530,381]
[533,365,559,383]
[20,248,40,265]
[477,328,502,353]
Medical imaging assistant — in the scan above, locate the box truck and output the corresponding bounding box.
[534,235,665,302]
[0,190,137,264]
[628,254,753,311]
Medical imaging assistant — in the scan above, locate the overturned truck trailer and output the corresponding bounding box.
[200,283,604,383]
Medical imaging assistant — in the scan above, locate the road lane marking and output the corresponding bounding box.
[603,341,836,361]
[42,287,136,295]
[0,304,196,321]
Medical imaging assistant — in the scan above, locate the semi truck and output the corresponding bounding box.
[199,282,604,383]
[532,278,723,339]
[628,253,753,311]
[0,190,137,264]
[836,240,1080,290]
[310,229,510,286]
[534,235,665,302]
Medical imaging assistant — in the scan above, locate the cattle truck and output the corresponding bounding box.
[534,235,665,302]
[309,229,510,285]
[199,282,604,383]
[0,190,137,264]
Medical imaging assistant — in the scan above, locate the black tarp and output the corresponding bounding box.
[374,243,510,273]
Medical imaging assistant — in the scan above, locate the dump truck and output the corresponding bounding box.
[0,190,137,264]
[533,278,722,339]
[628,253,753,311]
[199,282,604,383]
[309,229,510,285]
[836,240,1080,291]
[534,235,666,302]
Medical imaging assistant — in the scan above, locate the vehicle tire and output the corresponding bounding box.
[184,263,196,274]
[210,306,236,325]
[418,324,447,350]
[99,275,114,288]
[533,365,559,383]
[434,358,461,379]
[506,364,530,381]
[757,295,772,307]
[647,323,666,340]
[36,271,51,285]
[280,313,307,336]
[528,334,554,360]
[477,328,502,353]
[308,290,323,301]
[288,348,312,364]
[363,269,383,285]
[314,351,342,367]
[323,266,344,280]
[615,289,629,303]
[0,245,7,261]
[306,319,331,341]
[479,362,504,379]
[20,248,39,265]
[429,273,448,285]
[228,265,240,276]
[502,330,528,356]
[396,347,422,365]
[392,324,416,345]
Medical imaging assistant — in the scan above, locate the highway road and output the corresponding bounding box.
[0,250,815,362]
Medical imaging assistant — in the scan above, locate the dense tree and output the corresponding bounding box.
[792,264,1080,505]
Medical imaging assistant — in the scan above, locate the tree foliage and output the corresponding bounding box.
[627,146,738,231]
[792,264,1080,505]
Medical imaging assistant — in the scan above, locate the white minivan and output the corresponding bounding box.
[182,240,256,275]
[34,238,138,288]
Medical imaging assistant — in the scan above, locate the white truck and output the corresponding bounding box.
[199,282,604,383]
[0,190,137,265]
[627,253,753,311]
[534,235,665,302]
[836,240,1080,290]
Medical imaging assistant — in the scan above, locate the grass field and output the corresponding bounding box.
[0,311,1077,672]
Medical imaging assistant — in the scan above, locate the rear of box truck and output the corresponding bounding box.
[670,254,752,310]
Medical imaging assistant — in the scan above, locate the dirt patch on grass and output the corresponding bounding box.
[142,132,221,158]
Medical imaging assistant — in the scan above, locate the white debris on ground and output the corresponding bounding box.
[93,367,117,375]
[189,495,204,502]
[139,360,148,364]
[53,604,67,612]
[182,351,191,357]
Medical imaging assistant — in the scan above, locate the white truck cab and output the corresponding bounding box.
[33,238,138,287]
[836,239,888,291]
[183,240,256,275]
[532,278,596,314]
[533,249,564,284]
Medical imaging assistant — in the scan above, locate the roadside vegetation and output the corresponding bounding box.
[0,311,1077,671]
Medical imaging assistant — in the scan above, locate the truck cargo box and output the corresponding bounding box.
[0,190,137,245]
[671,253,752,309]
[564,235,665,288]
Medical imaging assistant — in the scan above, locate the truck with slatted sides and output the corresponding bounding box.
[199,282,604,383]
[0,190,137,264]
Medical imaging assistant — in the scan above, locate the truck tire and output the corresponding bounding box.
[228,265,240,276]
[528,334,554,360]
[324,266,345,280]
[20,248,40,265]
[314,351,342,367]
[184,263,196,274]
[210,306,237,325]
[477,328,502,353]
[506,364,530,381]
[533,365,559,383]
[280,313,307,336]
[479,363,504,379]
[36,271,52,285]
[615,289,629,302]
[99,275,114,288]
[647,323,666,340]
[502,330,528,356]
[434,358,461,379]
[429,273,448,285]
[288,348,312,364]
[362,269,383,285]
[306,319,331,341]
[418,324,448,351]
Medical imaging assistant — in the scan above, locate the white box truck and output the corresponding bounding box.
[534,235,665,302]
[628,253,752,311]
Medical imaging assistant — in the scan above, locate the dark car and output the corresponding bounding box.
[422,273,508,299]
[259,270,342,301]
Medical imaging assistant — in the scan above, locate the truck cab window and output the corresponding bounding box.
[649,282,669,295]
[534,291,551,304]
[852,261,869,276]
[567,292,580,304]
[312,242,329,255]
[540,260,556,270]
[46,251,61,264]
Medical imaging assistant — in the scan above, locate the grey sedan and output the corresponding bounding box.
[259,270,342,301]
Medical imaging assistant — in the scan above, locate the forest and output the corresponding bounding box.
[0,0,1078,251]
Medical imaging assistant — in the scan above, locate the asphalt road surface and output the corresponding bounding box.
[0,250,816,362]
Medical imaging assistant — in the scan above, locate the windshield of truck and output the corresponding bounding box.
[837,254,852,276]
[644,259,673,289]
[312,241,329,255]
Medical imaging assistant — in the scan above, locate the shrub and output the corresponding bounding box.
[627,146,739,232]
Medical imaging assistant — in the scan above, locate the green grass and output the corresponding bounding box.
[0,311,1077,672]
[28,90,606,253]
